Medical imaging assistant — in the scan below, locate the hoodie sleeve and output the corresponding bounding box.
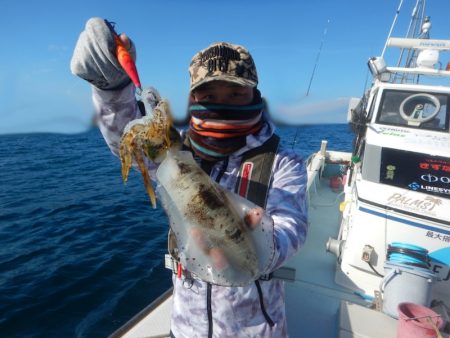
[91,82,143,156]
[266,148,308,271]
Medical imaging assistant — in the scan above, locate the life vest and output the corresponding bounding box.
[234,134,280,207]
[165,134,295,333]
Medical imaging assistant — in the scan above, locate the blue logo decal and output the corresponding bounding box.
[408,182,420,191]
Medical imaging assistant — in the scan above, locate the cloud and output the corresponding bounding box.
[0,81,93,135]
[48,44,69,52]
[273,96,352,124]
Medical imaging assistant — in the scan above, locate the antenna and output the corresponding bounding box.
[382,0,405,57]
[390,0,430,83]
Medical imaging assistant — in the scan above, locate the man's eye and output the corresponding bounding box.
[198,94,214,101]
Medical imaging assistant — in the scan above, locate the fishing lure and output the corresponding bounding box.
[105,20,142,94]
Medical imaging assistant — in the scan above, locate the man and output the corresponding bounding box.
[71,17,307,338]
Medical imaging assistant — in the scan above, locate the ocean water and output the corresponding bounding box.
[0,124,353,338]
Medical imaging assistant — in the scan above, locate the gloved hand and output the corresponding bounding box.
[70,17,136,90]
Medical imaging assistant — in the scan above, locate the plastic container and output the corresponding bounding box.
[329,176,343,191]
[381,242,436,317]
[397,302,443,338]
[381,262,436,318]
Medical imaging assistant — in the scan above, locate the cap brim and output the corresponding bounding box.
[190,75,257,91]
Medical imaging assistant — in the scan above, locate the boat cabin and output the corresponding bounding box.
[337,38,450,309]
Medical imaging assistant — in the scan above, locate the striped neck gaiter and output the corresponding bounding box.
[187,92,264,161]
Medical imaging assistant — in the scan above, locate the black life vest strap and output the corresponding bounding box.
[234,134,280,208]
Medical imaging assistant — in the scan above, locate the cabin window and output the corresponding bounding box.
[376,90,449,132]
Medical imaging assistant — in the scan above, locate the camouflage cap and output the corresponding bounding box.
[189,42,258,91]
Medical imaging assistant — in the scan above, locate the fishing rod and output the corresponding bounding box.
[291,19,330,150]
[383,0,429,83]
[306,19,330,97]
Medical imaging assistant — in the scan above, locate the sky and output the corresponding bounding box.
[1,0,450,134]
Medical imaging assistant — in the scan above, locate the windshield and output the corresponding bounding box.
[376,90,450,132]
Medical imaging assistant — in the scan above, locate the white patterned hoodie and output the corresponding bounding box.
[92,83,308,338]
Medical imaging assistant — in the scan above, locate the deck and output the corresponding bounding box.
[283,152,397,337]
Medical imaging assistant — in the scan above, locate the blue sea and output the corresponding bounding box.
[0,125,353,338]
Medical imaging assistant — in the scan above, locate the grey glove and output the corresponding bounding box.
[141,87,161,109]
[70,17,136,90]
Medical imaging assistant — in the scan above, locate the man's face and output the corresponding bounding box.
[192,81,254,106]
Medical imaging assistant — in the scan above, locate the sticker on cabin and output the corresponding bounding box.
[430,247,450,281]
[385,165,396,180]
[426,231,450,243]
[386,192,442,216]
[380,148,450,198]
[378,127,409,137]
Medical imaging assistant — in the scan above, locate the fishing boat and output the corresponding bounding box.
[109,1,450,337]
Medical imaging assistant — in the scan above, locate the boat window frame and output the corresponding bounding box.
[375,89,450,132]
[366,88,379,123]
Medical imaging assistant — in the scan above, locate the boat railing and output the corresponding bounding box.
[306,141,352,206]
[369,37,450,83]
[108,287,173,338]
[306,151,325,203]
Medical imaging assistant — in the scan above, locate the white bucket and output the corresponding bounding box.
[380,262,436,318]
